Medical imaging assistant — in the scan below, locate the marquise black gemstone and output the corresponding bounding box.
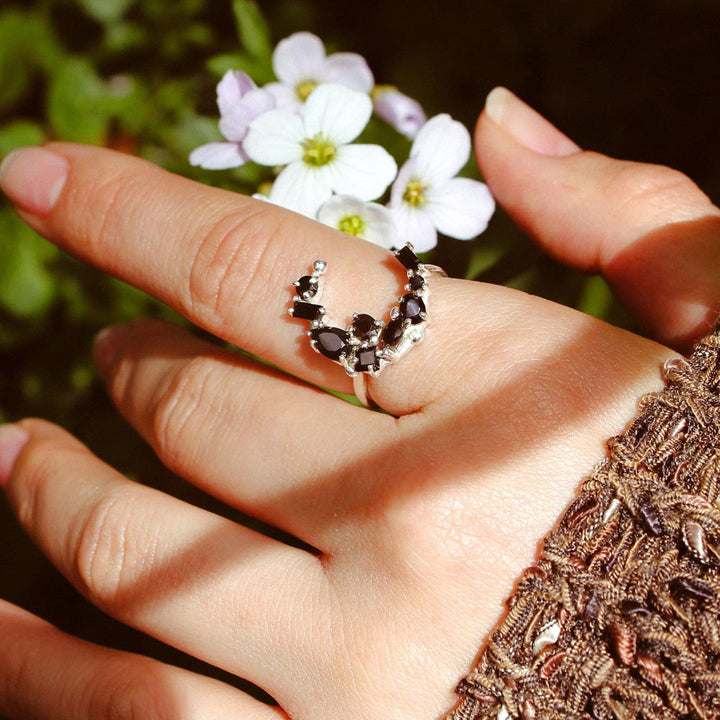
[408,274,425,291]
[296,275,318,299]
[292,301,324,322]
[351,313,377,340]
[310,327,351,360]
[381,316,405,348]
[356,346,380,372]
[400,293,425,324]
[395,245,421,271]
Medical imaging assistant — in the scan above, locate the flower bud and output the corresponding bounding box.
[373,85,426,139]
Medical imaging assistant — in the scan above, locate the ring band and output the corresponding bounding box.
[289,243,446,404]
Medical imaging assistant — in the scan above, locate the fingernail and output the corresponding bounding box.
[93,323,131,379]
[484,87,581,157]
[0,424,30,488]
[0,147,69,217]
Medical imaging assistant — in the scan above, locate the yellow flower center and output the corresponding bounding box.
[403,179,427,207]
[296,80,318,102]
[338,214,366,237]
[302,135,337,167]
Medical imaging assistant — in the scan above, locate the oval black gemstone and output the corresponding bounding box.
[351,313,377,340]
[310,327,351,360]
[381,316,405,348]
[296,275,318,299]
[400,294,425,324]
[408,274,425,292]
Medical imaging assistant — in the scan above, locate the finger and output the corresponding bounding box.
[0,143,411,398]
[2,419,326,693]
[476,86,720,351]
[94,318,398,549]
[0,600,284,720]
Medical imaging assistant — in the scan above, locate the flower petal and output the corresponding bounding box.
[316,194,367,228]
[188,142,247,170]
[217,70,256,116]
[359,203,398,249]
[273,31,326,86]
[303,84,372,145]
[389,158,420,207]
[321,53,374,93]
[411,113,471,184]
[244,110,305,166]
[264,82,302,113]
[328,144,397,201]
[373,86,426,139]
[269,161,333,218]
[389,203,438,252]
[427,178,495,240]
[218,87,276,142]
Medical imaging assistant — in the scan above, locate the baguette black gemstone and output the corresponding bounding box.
[356,346,380,372]
[296,275,318,299]
[351,313,377,340]
[310,327,351,360]
[400,294,425,324]
[381,316,405,348]
[395,245,421,271]
[292,301,324,322]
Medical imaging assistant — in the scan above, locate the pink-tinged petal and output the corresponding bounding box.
[269,161,333,218]
[321,53,374,93]
[373,86,426,139]
[244,110,305,166]
[217,70,257,116]
[264,82,302,113]
[330,144,397,200]
[188,142,247,170]
[303,84,372,144]
[411,113,471,184]
[273,31,326,86]
[218,88,276,142]
[427,177,496,240]
[389,203,438,252]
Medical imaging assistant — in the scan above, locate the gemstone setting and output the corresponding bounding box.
[310,327,351,360]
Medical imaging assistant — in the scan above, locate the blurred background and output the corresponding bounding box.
[1,0,720,708]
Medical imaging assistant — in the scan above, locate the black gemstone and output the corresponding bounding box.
[356,346,380,372]
[381,316,405,348]
[395,244,421,271]
[408,274,425,292]
[296,275,318,299]
[310,327,351,360]
[400,293,425,324]
[292,301,324,322]
[351,313,377,340]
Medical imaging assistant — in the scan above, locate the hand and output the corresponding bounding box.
[1,87,718,720]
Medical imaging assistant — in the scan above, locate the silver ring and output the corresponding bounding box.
[289,243,446,406]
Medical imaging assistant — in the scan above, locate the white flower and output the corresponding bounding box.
[244,83,398,218]
[266,31,374,112]
[317,195,397,248]
[372,85,426,139]
[388,114,495,252]
[189,70,276,170]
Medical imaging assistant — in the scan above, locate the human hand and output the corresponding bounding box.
[1,87,718,720]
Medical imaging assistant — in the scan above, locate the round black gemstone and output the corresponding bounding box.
[351,313,377,340]
[296,275,318,299]
[381,316,405,348]
[408,275,425,292]
[310,327,351,360]
[400,294,425,324]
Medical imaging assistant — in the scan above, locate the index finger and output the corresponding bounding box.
[0,142,409,394]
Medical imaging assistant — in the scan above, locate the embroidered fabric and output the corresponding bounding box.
[446,327,720,720]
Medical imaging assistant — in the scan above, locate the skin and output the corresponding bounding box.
[1,89,719,720]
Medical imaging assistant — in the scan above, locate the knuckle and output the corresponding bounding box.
[602,159,713,219]
[151,356,227,462]
[72,486,139,607]
[186,204,290,333]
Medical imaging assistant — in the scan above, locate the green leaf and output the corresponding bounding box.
[74,0,137,24]
[0,121,45,156]
[577,274,614,320]
[0,10,31,111]
[232,0,272,60]
[0,210,59,319]
[47,58,110,143]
